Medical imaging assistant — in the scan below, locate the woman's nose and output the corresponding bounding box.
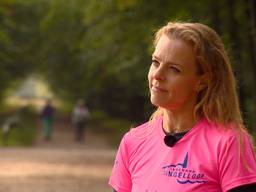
[153,66,165,81]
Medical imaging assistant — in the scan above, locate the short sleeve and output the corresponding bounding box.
[109,134,132,192]
[218,131,256,192]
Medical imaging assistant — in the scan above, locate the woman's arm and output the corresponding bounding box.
[228,183,256,192]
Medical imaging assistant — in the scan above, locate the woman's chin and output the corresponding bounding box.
[150,97,168,108]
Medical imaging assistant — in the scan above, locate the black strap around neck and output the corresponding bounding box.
[164,131,188,147]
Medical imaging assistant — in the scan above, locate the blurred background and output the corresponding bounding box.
[0,0,255,191]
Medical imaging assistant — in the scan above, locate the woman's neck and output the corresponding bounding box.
[163,109,196,134]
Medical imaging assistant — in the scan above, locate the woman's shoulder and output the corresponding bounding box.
[121,118,161,145]
[125,121,154,139]
[202,119,250,142]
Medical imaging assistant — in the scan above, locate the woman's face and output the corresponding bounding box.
[148,35,202,111]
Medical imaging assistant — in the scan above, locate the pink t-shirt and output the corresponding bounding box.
[109,117,256,192]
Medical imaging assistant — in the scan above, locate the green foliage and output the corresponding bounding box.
[37,0,88,101]
[0,0,255,131]
[0,0,44,103]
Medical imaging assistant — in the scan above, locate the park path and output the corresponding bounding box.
[0,115,117,192]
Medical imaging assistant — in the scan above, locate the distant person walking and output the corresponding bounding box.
[72,99,89,142]
[41,99,55,141]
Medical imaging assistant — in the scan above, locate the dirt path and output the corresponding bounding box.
[0,116,117,192]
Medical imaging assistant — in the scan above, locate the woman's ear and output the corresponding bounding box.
[196,83,206,93]
[195,75,208,92]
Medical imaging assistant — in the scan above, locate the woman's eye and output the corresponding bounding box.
[151,60,159,67]
[170,66,180,73]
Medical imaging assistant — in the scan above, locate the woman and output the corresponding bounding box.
[109,22,256,192]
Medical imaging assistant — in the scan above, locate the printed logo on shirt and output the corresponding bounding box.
[162,152,207,184]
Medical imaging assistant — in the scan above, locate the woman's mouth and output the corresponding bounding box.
[151,85,167,92]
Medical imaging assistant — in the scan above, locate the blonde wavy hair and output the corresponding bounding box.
[151,21,245,131]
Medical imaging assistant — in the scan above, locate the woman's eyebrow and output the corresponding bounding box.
[152,54,160,60]
[152,55,182,67]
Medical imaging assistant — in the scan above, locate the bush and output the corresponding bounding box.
[88,110,132,147]
[0,105,37,146]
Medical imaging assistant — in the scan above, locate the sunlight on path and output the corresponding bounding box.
[0,148,116,192]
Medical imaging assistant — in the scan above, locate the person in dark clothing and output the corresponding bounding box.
[41,99,55,141]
